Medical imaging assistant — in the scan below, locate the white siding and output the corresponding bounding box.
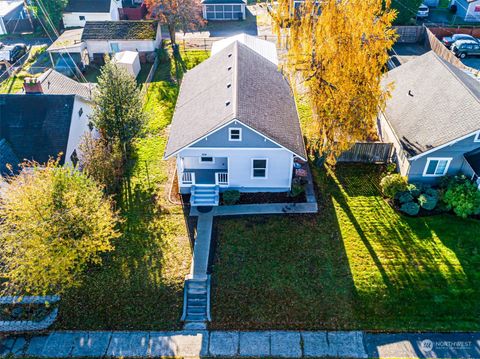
[178,147,293,190]
[62,0,119,28]
[85,39,159,58]
[465,0,480,21]
[64,96,93,165]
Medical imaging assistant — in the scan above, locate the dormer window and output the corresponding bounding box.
[229,128,242,141]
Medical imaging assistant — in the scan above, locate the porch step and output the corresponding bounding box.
[191,185,219,206]
[182,277,211,328]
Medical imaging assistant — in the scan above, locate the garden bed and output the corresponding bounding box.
[223,191,307,205]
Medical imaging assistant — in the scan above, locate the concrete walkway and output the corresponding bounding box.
[190,202,318,217]
[2,330,480,358]
[190,213,214,279]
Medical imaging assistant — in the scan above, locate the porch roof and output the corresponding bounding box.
[164,41,306,160]
[465,147,480,175]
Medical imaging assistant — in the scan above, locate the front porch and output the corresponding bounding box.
[180,169,229,187]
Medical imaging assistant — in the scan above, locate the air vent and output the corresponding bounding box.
[227,83,231,88]
[228,66,232,71]
[225,101,231,106]
[228,53,232,58]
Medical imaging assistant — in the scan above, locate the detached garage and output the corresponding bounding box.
[202,0,246,20]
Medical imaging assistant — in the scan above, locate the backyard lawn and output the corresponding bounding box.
[211,164,480,331]
[56,48,210,330]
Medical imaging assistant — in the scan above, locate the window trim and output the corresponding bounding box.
[251,158,268,179]
[229,127,242,142]
[199,156,214,164]
[422,157,452,177]
[474,131,480,142]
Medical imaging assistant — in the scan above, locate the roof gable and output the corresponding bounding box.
[38,69,93,99]
[165,41,306,159]
[0,94,75,165]
[382,51,480,157]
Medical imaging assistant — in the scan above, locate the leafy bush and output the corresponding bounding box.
[386,163,397,174]
[418,189,439,211]
[443,176,480,218]
[407,183,421,198]
[223,190,241,205]
[400,201,420,216]
[380,174,408,199]
[398,191,414,204]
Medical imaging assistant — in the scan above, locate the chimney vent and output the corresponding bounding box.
[408,90,414,97]
[23,77,43,94]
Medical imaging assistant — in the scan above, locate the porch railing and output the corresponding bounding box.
[215,172,228,186]
[181,172,195,185]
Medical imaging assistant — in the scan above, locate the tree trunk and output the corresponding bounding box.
[168,23,176,45]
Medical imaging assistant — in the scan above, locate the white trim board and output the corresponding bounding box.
[422,157,452,177]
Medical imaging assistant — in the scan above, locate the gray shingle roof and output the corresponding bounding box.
[64,0,111,13]
[81,21,158,41]
[382,51,480,157]
[37,69,94,99]
[165,41,306,159]
[0,138,19,176]
[0,94,75,166]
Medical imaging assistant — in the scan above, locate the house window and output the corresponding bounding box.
[423,158,452,177]
[78,107,83,117]
[200,156,214,163]
[474,132,480,142]
[79,15,86,20]
[252,159,267,178]
[229,128,242,141]
[110,43,120,53]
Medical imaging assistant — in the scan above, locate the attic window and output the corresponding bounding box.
[229,128,242,141]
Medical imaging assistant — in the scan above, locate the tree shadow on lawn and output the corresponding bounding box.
[329,164,480,330]
[55,185,191,330]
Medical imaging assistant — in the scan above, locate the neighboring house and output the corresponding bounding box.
[46,28,88,76]
[33,69,94,101]
[452,0,480,22]
[211,34,278,65]
[164,41,306,206]
[202,0,247,20]
[0,83,93,176]
[62,0,121,28]
[0,0,31,35]
[378,51,480,187]
[81,20,161,62]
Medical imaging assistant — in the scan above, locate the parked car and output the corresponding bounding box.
[442,34,479,49]
[416,4,429,18]
[451,39,480,58]
[0,43,27,63]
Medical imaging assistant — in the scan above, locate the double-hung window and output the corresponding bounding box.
[229,128,242,141]
[423,158,452,177]
[252,159,267,178]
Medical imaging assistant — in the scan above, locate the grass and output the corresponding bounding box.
[56,48,210,330]
[210,164,480,331]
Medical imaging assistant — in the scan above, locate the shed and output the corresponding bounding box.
[113,50,140,77]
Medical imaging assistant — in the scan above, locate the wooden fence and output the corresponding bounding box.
[393,26,425,43]
[426,24,480,38]
[140,54,160,100]
[337,142,393,164]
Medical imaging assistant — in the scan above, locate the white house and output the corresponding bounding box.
[81,20,161,62]
[452,0,480,22]
[0,85,93,176]
[164,41,306,206]
[62,0,121,28]
[211,33,278,65]
[201,0,247,20]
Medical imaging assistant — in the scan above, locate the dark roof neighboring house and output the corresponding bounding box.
[0,95,75,167]
[81,21,158,41]
[202,0,246,4]
[381,51,480,157]
[164,41,306,159]
[64,0,112,13]
[36,69,93,99]
[0,138,19,176]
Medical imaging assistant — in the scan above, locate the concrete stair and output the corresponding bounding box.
[182,276,211,330]
[190,186,219,206]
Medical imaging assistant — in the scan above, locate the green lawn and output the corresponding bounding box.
[56,48,210,330]
[211,164,480,331]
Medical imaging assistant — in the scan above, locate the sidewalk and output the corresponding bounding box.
[1,330,479,358]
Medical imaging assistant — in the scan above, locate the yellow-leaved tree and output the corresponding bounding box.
[0,159,120,295]
[272,0,398,162]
